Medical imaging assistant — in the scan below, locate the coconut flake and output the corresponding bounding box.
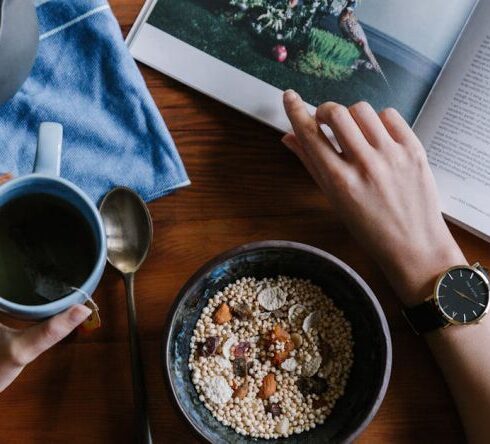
[288,304,306,324]
[276,417,290,435]
[203,376,233,404]
[257,312,272,320]
[214,356,232,370]
[281,357,298,372]
[302,311,322,333]
[222,337,236,359]
[257,287,287,311]
[301,354,322,377]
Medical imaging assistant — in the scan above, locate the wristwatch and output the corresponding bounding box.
[402,263,490,335]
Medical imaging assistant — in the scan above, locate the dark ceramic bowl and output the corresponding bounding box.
[163,241,392,443]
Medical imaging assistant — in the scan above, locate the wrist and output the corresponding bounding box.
[386,239,467,307]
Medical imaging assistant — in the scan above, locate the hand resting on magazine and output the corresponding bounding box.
[281,90,490,443]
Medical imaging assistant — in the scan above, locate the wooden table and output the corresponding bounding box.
[1,1,487,442]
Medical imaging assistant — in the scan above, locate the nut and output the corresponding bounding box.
[273,350,289,366]
[258,373,276,399]
[214,303,232,325]
[233,384,248,399]
[272,324,290,342]
[291,333,303,348]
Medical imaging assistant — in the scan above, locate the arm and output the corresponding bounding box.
[281,91,489,443]
[0,173,91,392]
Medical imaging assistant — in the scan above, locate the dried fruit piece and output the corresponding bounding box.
[203,376,233,404]
[322,360,334,377]
[309,376,328,395]
[232,303,253,320]
[319,340,333,363]
[233,357,249,377]
[276,417,290,435]
[258,373,276,399]
[272,324,290,342]
[288,304,306,323]
[297,376,328,396]
[290,333,303,348]
[302,311,322,333]
[301,354,322,377]
[312,397,328,409]
[266,402,282,417]
[233,341,251,358]
[222,337,236,359]
[280,357,298,372]
[233,384,248,400]
[197,336,219,357]
[258,287,287,311]
[214,303,232,324]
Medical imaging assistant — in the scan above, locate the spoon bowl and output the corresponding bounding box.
[100,187,153,274]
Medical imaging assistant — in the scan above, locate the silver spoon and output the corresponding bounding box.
[100,187,153,444]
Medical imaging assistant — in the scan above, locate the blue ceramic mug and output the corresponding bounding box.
[0,122,107,319]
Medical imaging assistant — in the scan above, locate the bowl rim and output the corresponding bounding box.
[162,240,392,443]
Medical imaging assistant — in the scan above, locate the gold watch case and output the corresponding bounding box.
[431,263,490,326]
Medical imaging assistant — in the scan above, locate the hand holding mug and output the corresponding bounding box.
[0,303,90,392]
[0,172,92,392]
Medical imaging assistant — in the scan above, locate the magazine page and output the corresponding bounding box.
[414,0,490,241]
[129,0,476,132]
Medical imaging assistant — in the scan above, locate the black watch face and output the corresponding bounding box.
[436,267,490,324]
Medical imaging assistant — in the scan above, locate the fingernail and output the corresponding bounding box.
[69,305,91,324]
[283,90,298,104]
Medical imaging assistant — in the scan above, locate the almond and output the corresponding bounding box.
[258,373,276,399]
[214,303,232,325]
[233,384,248,399]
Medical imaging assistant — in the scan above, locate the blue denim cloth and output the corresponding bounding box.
[0,0,189,203]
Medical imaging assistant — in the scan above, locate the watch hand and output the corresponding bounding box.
[454,290,479,306]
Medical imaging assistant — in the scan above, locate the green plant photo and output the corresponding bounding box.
[147,0,434,123]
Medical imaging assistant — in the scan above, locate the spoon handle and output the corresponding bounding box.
[124,273,153,444]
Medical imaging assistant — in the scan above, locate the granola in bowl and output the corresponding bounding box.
[189,276,354,439]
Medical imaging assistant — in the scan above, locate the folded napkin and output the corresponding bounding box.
[0,0,189,203]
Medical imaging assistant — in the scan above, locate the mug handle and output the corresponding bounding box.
[34,122,63,176]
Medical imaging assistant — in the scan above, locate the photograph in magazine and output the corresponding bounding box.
[142,0,476,124]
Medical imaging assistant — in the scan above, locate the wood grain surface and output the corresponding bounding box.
[0,1,485,442]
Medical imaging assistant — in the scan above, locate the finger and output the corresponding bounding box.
[0,173,12,185]
[348,102,392,147]
[283,90,344,172]
[378,107,416,144]
[282,134,329,194]
[14,305,91,364]
[316,102,371,159]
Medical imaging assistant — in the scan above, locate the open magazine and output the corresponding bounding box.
[127,0,490,241]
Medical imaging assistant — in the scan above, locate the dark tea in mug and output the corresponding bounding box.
[0,193,97,305]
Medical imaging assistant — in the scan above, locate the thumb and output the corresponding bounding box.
[14,305,91,365]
